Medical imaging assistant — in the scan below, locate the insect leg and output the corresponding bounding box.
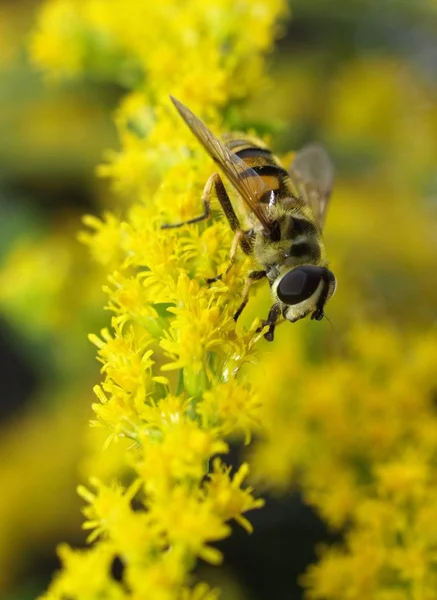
[162,172,239,229]
[161,172,251,280]
[207,229,246,283]
[206,174,254,253]
[203,173,253,282]
[161,201,209,229]
[211,173,241,232]
[233,270,267,322]
[257,304,281,342]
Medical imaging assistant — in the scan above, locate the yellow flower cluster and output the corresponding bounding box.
[32,0,286,598]
[249,323,437,599]
[30,1,437,598]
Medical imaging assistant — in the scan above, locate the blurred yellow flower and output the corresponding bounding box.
[40,543,127,600]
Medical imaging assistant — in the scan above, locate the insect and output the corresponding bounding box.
[163,96,336,341]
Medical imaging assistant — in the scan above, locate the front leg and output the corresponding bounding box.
[233,270,267,321]
[257,304,281,342]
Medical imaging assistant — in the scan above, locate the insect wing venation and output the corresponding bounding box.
[288,144,334,229]
[170,96,273,231]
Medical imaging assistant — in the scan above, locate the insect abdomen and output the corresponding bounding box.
[223,135,290,202]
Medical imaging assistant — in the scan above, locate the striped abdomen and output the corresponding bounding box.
[223,134,292,204]
[223,134,325,266]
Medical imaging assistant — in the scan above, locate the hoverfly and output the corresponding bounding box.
[163,96,336,341]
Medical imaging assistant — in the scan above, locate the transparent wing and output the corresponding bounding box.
[288,144,334,229]
[170,96,273,231]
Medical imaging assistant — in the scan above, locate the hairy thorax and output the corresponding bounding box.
[252,205,327,274]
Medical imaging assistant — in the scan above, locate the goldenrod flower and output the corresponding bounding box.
[29,1,437,598]
[31,0,286,597]
[40,543,127,600]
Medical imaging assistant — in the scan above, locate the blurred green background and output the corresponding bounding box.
[1,1,436,599]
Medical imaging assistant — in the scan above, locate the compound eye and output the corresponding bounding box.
[277,266,323,305]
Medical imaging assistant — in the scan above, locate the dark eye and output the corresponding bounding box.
[277,266,323,305]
